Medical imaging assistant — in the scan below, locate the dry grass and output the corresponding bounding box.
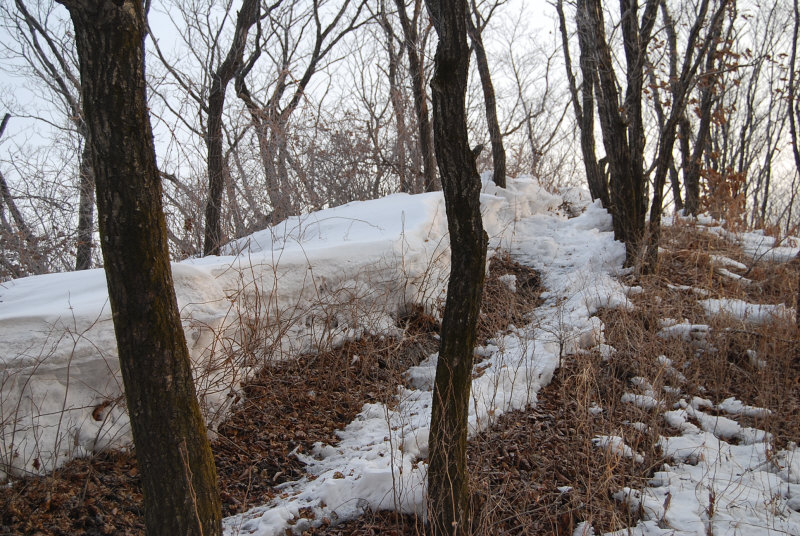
[327,347,668,535]
[477,252,542,342]
[646,222,800,448]
[214,326,439,517]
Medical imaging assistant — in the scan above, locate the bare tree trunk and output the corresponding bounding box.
[236,78,293,223]
[467,2,505,188]
[651,0,681,212]
[789,0,800,326]
[789,0,800,206]
[684,11,727,216]
[380,0,411,192]
[11,0,95,272]
[644,0,727,271]
[203,0,260,256]
[75,139,94,270]
[756,100,788,225]
[424,0,487,532]
[235,0,366,219]
[395,0,438,192]
[618,0,658,259]
[668,163,683,210]
[0,113,46,276]
[0,115,28,240]
[556,0,608,207]
[57,0,222,533]
[580,0,657,265]
[0,170,40,273]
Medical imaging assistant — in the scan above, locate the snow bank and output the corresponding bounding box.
[0,177,559,479]
[739,232,799,263]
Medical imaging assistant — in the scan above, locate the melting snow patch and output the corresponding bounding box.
[717,397,771,418]
[611,383,800,536]
[713,267,752,284]
[621,393,663,410]
[591,343,617,360]
[657,323,710,341]
[614,436,800,535]
[593,435,645,464]
[657,355,687,384]
[747,349,768,369]
[700,298,793,324]
[709,254,748,271]
[667,284,710,297]
[588,403,604,415]
[498,274,517,292]
[741,233,799,263]
[657,322,715,354]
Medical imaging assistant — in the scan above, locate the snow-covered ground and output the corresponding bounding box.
[1,177,799,535]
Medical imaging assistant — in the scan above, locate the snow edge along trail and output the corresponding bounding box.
[223,185,630,535]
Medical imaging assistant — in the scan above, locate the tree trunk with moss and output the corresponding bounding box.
[424,0,487,533]
[56,0,222,533]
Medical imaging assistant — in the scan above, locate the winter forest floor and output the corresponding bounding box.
[1,203,799,535]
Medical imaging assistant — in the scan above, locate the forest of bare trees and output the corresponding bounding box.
[5,0,791,279]
[1,1,799,534]
[2,0,798,280]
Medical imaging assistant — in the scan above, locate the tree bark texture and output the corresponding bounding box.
[424,0,487,533]
[57,0,222,533]
[395,0,438,192]
[203,0,260,256]
[467,9,506,188]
